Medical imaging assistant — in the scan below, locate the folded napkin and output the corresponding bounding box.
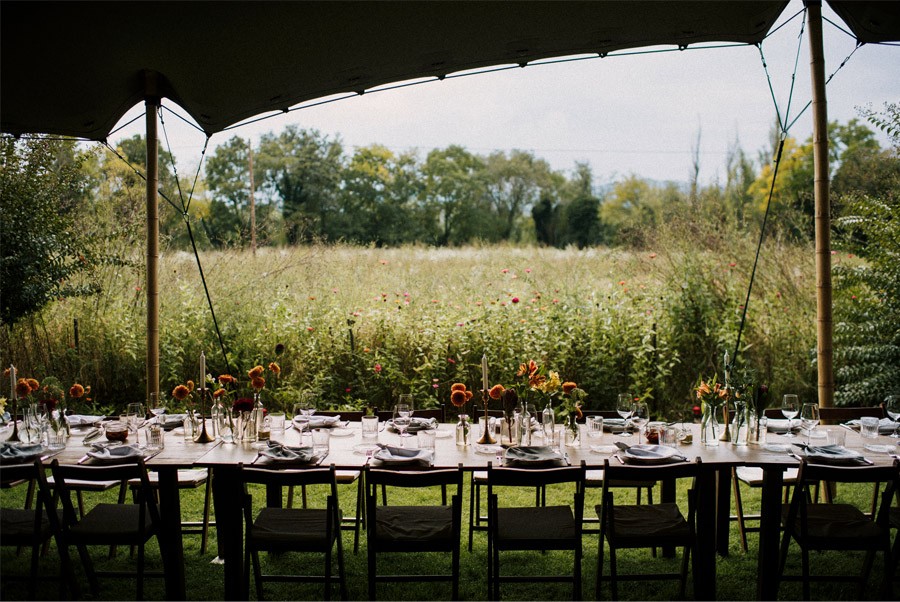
[602,418,627,433]
[845,418,898,435]
[256,441,320,465]
[801,444,868,465]
[503,446,565,467]
[766,419,800,434]
[387,417,438,433]
[66,415,104,427]
[0,443,44,464]
[293,415,342,429]
[371,445,434,467]
[158,414,187,431]
[86,445,144,464]
[622,444,686,465]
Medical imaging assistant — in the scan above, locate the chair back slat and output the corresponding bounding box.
[487,462,586,488]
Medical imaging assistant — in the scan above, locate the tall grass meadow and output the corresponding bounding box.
[1,220,822,421]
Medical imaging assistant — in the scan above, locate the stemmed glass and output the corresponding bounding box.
[616,394,634,437]
[781,394,799,438]
[799,402,819,445]
[885,395,900,438]
[149,393,166,423]
[631,401,649,442]
[393,400,412,447]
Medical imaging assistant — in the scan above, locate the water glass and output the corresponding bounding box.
[587,416,604,440]
[268,412,286,433]
[417,429,436,451]
[659,426,679,448]
[147,424,165,450]
[825,428,846,447]
[182,416,195,441]
[859,416,879,439]
[361,415,379,439]
[312,428,330,455]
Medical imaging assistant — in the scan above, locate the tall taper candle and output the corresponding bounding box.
[482,354,489,392]
[200,351,206,390]
[9,364,16,399]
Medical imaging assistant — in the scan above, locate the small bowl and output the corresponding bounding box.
[105,421,129,442]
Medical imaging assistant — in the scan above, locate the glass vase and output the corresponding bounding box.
[542,400,555,442]
[701,404,720,446]
[456,414,470,446]
[731,401,749,446]
[565,414,580,447]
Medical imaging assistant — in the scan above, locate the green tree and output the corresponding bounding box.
[0,135,98,324]
[833,104,900,405]
[483,150,554,241]
[256,126,344,243]
[421,146,485,246]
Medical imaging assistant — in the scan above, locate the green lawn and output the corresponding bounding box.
[0,475,893,601]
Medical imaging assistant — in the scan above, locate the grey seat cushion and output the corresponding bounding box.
[251,507,335,549]
[599,503,691,543]
[375,505,454,545]
[495,506,576,546]
[69,503,154,545]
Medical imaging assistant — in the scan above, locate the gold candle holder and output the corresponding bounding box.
[476,390,496,445]
[193,388,215,443]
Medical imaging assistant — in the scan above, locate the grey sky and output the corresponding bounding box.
[110,1,899,189]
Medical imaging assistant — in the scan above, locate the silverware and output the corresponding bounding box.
[613,454,625,465]
[40,449,64,462]
[142,449,163,462]
[77,454,91,465]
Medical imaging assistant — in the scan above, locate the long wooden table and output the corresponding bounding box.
[31,418,899,601]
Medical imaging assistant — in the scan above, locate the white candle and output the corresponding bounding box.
[200,352,206,390]
[482,354,489,392]
[9,364,16,400]
[723,350,730,383]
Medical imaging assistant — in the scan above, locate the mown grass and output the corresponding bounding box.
[0,471,892,601]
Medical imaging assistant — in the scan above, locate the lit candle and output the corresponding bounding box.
[482,354,489,393]
[200,351,206,391]
[9,364,16,400]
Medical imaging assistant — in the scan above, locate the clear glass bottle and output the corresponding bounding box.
[520,404,532,446]
[250,392,265,442]
[542,400,555,441]
[456,413,470,446]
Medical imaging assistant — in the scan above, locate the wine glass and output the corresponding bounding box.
[393,402,412,447]
[885,395,900,438]
[149,393,166,422]
[631,401,649,442]
[616,394,634,437]
[799,402,819,445]
[781,394,799,438]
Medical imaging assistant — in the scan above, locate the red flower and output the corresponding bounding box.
[233,398,255,414]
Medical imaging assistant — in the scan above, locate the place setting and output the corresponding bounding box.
[612,441,689,465]
[251,440,327,467]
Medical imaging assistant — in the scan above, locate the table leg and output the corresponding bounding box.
[213,466,246,600]
[757,467,784,600]
[694,465,718,600]
[716,467,731,556]
[156,467,187,601]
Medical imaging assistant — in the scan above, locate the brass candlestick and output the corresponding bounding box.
[476,390,496,445]
[193,388,215,443]
[6,397,20,442]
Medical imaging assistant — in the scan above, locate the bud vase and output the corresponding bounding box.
[701,405,720,446]
[456,414,470,446]
[565,414,581,447]
[731,401,749,446]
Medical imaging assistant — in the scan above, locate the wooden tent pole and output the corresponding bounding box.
[145,72,160,403]
[807,1,834,408]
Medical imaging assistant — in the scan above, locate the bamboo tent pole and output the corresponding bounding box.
[145,72,160,403]
[807,1,834,408]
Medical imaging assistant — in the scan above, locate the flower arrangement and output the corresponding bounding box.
[450,382,474,411]
[694,374,730,410]
[515,359,585,440]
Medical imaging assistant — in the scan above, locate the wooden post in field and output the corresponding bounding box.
[808,1,834,408]
[145,71,160,403]
[249,142,257,255]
